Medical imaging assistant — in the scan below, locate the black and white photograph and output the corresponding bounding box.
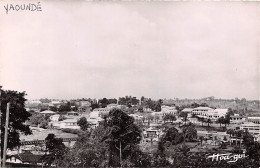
[0,0,260,167]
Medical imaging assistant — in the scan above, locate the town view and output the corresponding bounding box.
[1,1,260,168]
[1,91,260,167]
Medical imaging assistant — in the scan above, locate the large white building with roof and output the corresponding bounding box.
[247,117,260,124]
[191,107,228,121]
[240,122,260,135]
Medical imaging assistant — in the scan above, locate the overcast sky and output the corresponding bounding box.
[0,1,259,100]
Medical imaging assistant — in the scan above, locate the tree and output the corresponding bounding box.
[163,114,177,123]
[0,87,32,156]
[216,116,225,128]
[206,118,212,127]
[49,106,58,112]
[182,124,197,143]
[102,108,142,167]
[161,127,183,145]
[99,98,109,108]
[91,103,99,110]
[29,113,51,129]
[196,116,205,126]
[43,133,68,167]
[77,117,89,131]
[59,103,71,112]
[180,112,188,125]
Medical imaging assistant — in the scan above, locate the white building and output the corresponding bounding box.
[49,114,60,122]
[247,117,260,124]
[191,107,214,116]
[161,105,178,115]
[91,108,110,118]
[80,101,91,107]
[192,107,228,121]
[206,109,228,121]
[107,104,118,109]
[59,119,80,129]
[240,122,260,135]
[230,114,246,123]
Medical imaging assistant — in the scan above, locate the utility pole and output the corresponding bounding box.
[0,90,2,167]
[2,103,10,168]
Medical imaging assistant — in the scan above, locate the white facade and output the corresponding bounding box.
[191,107,214,116]
[49,114,60,122]
[161,105,177,115]
[91,108,110,118]
[247,117,260,124]
[107,104,118,109]
[80,101,91,107]
[230,114,246,123]
[192,107,228,121]
[59,119,80,129]
[240,122,260,135]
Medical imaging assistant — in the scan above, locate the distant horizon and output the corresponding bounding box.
[1,2,259,101]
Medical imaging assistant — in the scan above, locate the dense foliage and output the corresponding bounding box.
[0,87,32,156]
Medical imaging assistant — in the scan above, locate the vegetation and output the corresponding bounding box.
[0,87,32,156]
[77,117,89,131]
[43,133,68,167]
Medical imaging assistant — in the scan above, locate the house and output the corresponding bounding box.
[107,103,118,109]
[143,127,161,139]
[91,108,110,118]
[80,101,91,107]
[230,114,246,123]
[59,119,80,129]
[40,110,56,116]
[191,107,214,116]
[240,122,260,135]
[247,117,260,124]
[66,111,79,118]
[161,105,178,115]
[49,114,60,122]
[192,107,228,121]
[6,150,43,166]
[206,109,228,121]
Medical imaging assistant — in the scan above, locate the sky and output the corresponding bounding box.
[0,1,259,100]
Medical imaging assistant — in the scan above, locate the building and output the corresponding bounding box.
[191,107,214,116]
[247,117,260,124]
[143,128,161,139]
[80,101,91,107]
[40,110,56,116]
[6,150,43,166]
[107,103,118,109]
[206,109,228,121]
[66,111,79,118]
[230,114,246,123]
[240,122,260,135]
[161,105,178,115]
[59,119,80,129]
[49,114,60,122]
[91,108,110,118]
[191,107,228,121]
